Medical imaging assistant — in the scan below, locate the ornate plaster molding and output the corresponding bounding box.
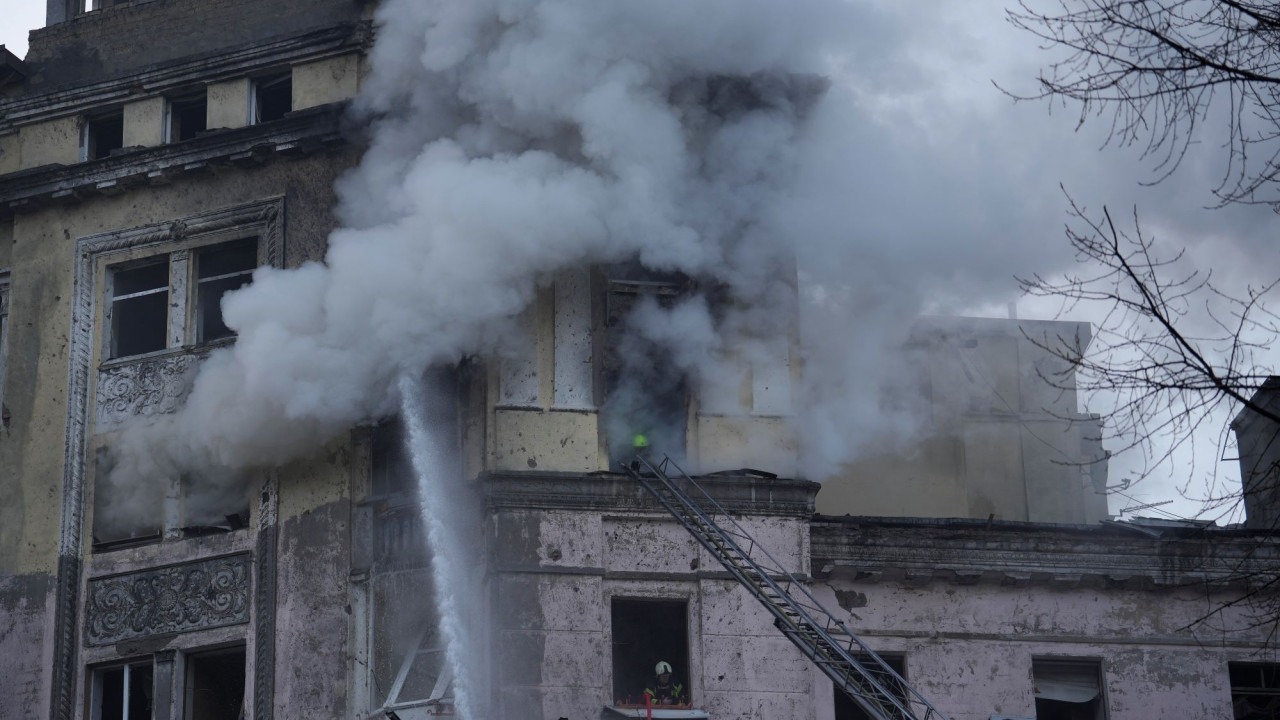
[51,198,285,720]
[85,553,251,646]
[95,353,200,428]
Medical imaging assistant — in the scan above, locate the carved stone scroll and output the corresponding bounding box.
[95,353,200,428]
[85,553,251,646]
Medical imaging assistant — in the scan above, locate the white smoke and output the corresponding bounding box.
[107,0,1069,497]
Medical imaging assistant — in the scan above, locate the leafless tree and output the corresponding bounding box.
[1019,192,1279,498]
[1007,0,1280,205]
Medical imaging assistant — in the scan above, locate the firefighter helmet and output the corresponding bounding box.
[655,660,673,676]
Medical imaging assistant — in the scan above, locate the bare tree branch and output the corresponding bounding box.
[1006,0,1280,204]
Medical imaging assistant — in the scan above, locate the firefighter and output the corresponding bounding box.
[644,660,686,706]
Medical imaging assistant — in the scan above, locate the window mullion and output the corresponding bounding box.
[169,250,190,348]
[122,663,132,720]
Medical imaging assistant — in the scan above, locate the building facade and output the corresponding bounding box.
[1,3,1277,720]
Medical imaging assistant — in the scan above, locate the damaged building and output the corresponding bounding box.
[0,2,1279,720]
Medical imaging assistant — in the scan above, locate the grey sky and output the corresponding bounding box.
[2,1,1274,521]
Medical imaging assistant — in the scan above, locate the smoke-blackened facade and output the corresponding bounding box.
[1,2,1279,720]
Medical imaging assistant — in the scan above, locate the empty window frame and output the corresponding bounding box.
[602,261,694,466]
[1033,659,1106,720]
[90,660,154,720]
[371,572,450,715]
[610,598,690,707]
[166,91,208,143]
[194,237,256,344]
[109,259,170,359]
[251,72,292,124]
[83,110,125,161]
[184,646,246,720]
[1230,663,1280,719]
[834,654,908,720]
[105,236,260,360]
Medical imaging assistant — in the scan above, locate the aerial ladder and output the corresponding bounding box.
[623,455,950,720]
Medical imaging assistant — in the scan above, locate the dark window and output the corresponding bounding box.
[184,646,246,720]
[92,661,154,720]
[85,111,124,160]
[253,73,292,124]
[167,92,208,143]
[611,598,690,707]
[835,654,908,720]
[602,261,693,467]
[1033,660,1106,720]
[1231,663,1280,719]
[372,417,416,500]
[195,238,257,344]
[111,259,170,358]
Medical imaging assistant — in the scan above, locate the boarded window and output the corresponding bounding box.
[835,654,908,720]
[1033,659,1105,720]
[84,111,124,160]
[167,91,208,143]
[1231,663,1280,719]
[91,660,153,720]
[184,646,246,720]
[611,598,690,707]
[195,237,257,344]
[110,259,170,359]
[252,73,292,124]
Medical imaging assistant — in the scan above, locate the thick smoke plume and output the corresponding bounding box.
[106,0,1055,509]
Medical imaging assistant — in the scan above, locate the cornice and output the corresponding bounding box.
[810,517,1280,590]
[483,470,819,518]
[0,103,349,213]
[2,22,372,131]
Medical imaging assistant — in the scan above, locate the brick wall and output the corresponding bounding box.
[25,0,368,91]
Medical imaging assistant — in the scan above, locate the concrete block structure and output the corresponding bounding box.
[0,3,1277,720]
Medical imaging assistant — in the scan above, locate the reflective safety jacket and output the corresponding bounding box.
[644,680,686,705]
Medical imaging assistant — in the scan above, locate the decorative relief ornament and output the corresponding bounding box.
[86,553,251,645]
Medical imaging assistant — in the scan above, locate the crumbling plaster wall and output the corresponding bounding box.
[0,147,358,717]
[813,577,1273,720]
[488,504,820,720]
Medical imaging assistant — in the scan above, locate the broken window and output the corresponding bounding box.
[610,598,690,707]
[166,91,208,143]
[1033,659,1106,720]
[602,262,694,467]
[105,236,260,360]
[110,259,170,359]
[90,660,154,720]
[371,571,450,715]
[195,237,256,344]
[251,72,292,124]
[834,654,908,720]
[92,453,250,551]
[83,110,124,161]
[184,646,246,720]
[1231,663,1280,719]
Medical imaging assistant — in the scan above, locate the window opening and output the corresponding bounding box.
[1033,659,1106,720]
[834,654,907,720]
[1231,663,1280,719]
[166,91,208,143]
[602,261,693,467]
[611,598,690,707]
[91,660,154,720]
[184,646,246,720]
[110,259,170,359]
[372,572,451,714]
[252,73,292,124]
[195,237,257,344]
[83,111,125,161]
